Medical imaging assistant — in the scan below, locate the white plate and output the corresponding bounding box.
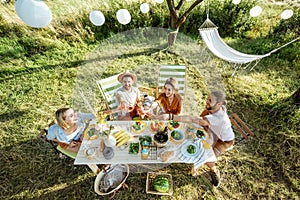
[181,142,199,157]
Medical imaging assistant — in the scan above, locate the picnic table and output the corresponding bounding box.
[74,120,217,172]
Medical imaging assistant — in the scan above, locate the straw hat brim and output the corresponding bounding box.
[117,71,137,83]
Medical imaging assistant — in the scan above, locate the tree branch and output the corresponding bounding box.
[166,0,175,13]
[176,0,204,27]
[175,0,185,10]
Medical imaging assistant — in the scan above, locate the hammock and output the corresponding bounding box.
[199,18,300,65]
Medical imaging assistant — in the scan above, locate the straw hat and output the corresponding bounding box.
[117,71,137,83]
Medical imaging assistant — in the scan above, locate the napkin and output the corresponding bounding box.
[177,140,207,169]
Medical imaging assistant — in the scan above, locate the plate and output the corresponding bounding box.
[149,120,166,133]
[181,142,199,157]
[84,147,97,159]
[84,125,99,140]
[167,120,181,131]
[194,128,207,140]
[131,121,147,134]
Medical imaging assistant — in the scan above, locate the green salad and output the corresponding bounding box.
[187,144,196,154]
[129,143,139,154]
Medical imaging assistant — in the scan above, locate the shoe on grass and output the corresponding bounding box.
[210,169,220,187]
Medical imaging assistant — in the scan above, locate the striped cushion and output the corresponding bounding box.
[96,74,122,110]
[57,145,77,159]
[158,65,186,98]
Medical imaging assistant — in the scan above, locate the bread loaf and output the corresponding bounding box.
[160,150,175,162]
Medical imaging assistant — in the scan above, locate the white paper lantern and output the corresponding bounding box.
[155,0,164,4]
[15,0,52,28]
[89,10,105,26]
[116,9,131,25]
[140,3,150,13]
[281,9,293,19]
[232,0,241,5]
[250,5,262,17]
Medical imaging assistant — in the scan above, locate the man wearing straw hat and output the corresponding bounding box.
[115,71,142,120]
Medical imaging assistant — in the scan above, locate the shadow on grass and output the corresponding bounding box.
[0,138,95,199]
[0,110,26,122]
[0,48,161,83]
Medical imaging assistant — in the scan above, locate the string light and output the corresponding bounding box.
[250,5,262,17]
[281,9,293,19]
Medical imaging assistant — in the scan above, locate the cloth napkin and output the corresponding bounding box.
[177,140,208,169]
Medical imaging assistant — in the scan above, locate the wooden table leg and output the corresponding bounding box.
[88,164,100,174]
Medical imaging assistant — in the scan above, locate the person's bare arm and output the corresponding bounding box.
[153,113,210,127]
[174,115,209,127]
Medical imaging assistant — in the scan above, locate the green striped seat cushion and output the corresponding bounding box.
[57,145,77,159]
[158,65,186,98]
[96,74,122,110]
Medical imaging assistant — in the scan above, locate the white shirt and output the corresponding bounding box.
[204,105,235,142]
[116,86,140,107]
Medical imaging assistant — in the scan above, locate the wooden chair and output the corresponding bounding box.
[37,120,101,174]
[229,113,255,142]
[36,120,77,159]
[96,74,123,112]
[157,64,187,99]
[96,74,156,119]
[156,65,187,114]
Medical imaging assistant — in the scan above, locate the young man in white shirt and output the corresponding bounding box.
[155,91,234,186]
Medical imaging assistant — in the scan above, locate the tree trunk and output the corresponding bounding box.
[166,0,203,46]
[168,8,179,47]
[292,87,300,105]
[168,29,178,47]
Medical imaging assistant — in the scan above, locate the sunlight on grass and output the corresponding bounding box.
[0,0,299,199]
[10,172,94,199]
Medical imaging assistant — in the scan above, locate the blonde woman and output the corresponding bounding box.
[155,77,182,115]
[47,107,95,152]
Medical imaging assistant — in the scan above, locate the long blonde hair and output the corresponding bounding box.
[55,107,71,130]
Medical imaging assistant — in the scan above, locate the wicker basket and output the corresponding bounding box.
[146,172,173,196]
[94,164,129,196]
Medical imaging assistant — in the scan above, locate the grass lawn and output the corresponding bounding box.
[0,1,299,199]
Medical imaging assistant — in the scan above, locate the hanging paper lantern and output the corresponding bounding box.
[281,9,293,19]
[155,0,164,4]
[232,0,241,5]
[89,10,105,26]
[140,3,150,13]
[116,9,131,25]
[250,6,262,17]
[15,0,52,28]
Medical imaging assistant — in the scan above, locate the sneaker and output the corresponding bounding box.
[210,169,220,187]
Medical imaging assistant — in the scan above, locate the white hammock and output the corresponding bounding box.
[199,18,300,65]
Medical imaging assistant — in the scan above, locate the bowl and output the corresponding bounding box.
[131,120,147,134]
[153,132,169,147]
[170,130,184,144]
